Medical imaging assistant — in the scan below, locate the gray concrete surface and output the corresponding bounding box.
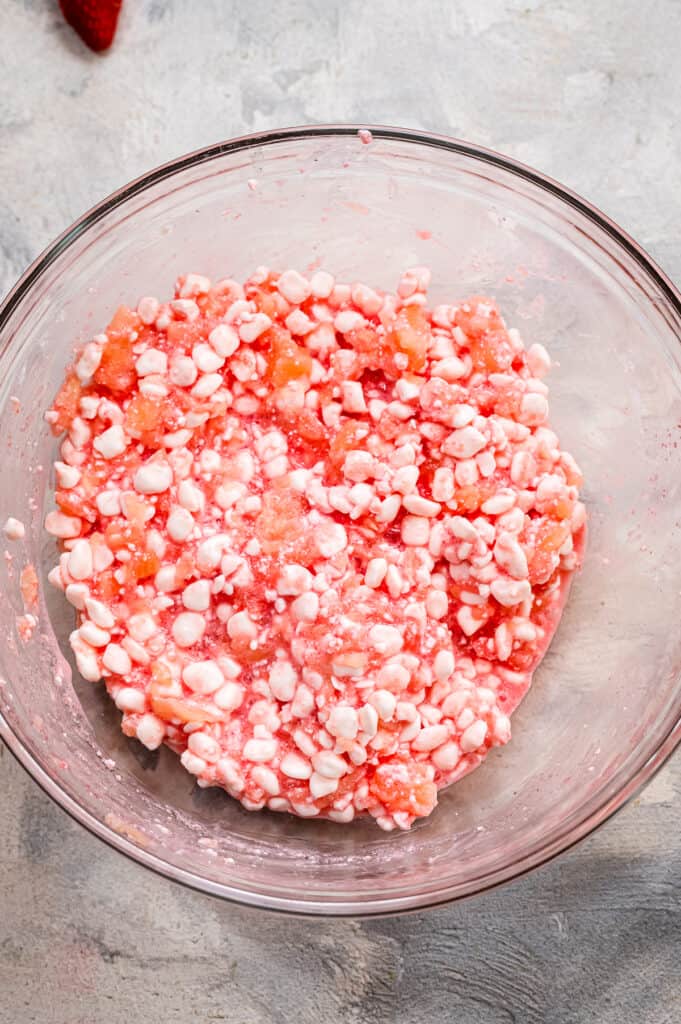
[1,1,680,1021]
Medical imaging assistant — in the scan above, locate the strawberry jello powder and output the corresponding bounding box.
[45,266,585,830]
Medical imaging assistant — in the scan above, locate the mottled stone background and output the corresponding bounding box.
[1,1,680,1021]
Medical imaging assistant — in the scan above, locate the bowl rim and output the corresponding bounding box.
[1,122,680,917]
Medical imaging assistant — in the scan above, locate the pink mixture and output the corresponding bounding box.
[44,266,585,830]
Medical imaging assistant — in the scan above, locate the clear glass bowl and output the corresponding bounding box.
[1,125,680,916]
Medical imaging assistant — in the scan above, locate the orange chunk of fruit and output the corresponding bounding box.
[166,320,205,350]
[94,337,135,393]
[450,479,496,513]
[151,694,222,725]
[124,549,160,584]
[455,299,515,373]
[104,520,144,552]
[314,768,365,810]
[249,286,278,319]
[470,328,515,373]
[150,661,174,694]
[264,326,313,387]
[276,406,327,466]
[545,493,574,520]
[369,762,437,818]
[346,325,380,355]
[55,489,93,522]
[51,373,83,434]
[389,304,431,372]
[246,277,291,323]
[329,420,370,469]
[174,551,195,586]
[491,379,523,417]
[293,407,327,444]
[94,569,121,601]
[536,518,570,552]
[93,306,141,393]
[344,325,399,377]
[124,394,166,444]
[228,636,275,665]
[107,305,142,339]
[120,492,153,526]
[525,518,570,584]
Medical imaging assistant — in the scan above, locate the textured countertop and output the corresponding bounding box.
[1,2,680,1021]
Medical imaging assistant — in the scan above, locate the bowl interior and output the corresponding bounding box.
[1,129,680,913]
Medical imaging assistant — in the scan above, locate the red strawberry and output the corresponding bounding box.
[58,0,123,52]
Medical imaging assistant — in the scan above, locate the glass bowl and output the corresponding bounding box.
[1,125,680,917]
